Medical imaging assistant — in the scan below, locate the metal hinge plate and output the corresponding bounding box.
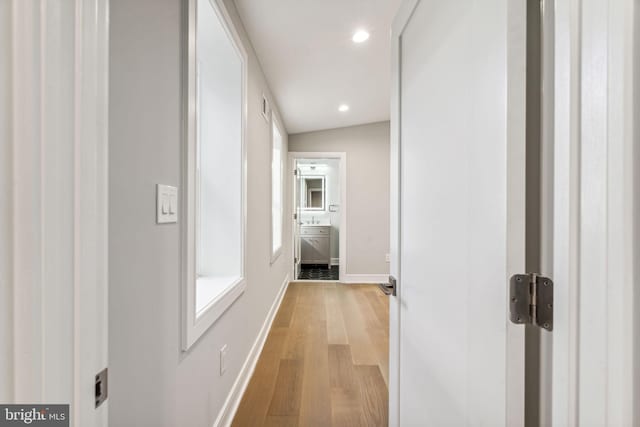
[95,367,108,408]
[293,213,298,220]
[509,273,553,331]
[378,275,397,296]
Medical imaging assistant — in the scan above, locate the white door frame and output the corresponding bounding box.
[388,3,411,423]
[551,0,639,424]
[288,152,347,282]
[1,1,109,426]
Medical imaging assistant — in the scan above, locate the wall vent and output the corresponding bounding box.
[261,94,271,122]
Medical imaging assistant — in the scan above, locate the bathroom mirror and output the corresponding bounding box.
[302,176,325,210]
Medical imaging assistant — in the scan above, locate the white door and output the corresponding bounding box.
[1,1,109,426]
[389,0,527,425]
[293,164,303,279]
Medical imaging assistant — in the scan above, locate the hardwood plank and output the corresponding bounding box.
[331,387,367,427]
[272,284,299,328]
[368,328,389,386]
[352,288,389,385]
[282,286,313,360]
[365,288,390,385]
[328,345,357,390]
[352,286,383,330]
[328,345,366,427]
[232,283,389,427]
[355,365,388,427]
[267,359,304,416]
[299,288,332,427]
[232,327,288,427]
[325,286,349,345]
[363,288,389,327]
[263,415,299,427]
[336,285,378,365]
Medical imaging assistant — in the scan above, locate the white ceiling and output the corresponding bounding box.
[234,0,401,134]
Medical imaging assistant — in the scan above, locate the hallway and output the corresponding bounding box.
[232,283,389,427]
[3,0,638,425]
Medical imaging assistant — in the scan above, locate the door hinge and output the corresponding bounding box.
[294,169,298,176]
[509,273,553,331]
[294,257,298,264]
[95,367,108,408]
[378,275,397,296]
[293,213,298,220]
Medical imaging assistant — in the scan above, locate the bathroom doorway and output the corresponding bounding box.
[289,152,346,282]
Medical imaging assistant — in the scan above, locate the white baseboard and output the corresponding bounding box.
[342,273,388,284]
[330,258,340,266]
[214,274,290,427]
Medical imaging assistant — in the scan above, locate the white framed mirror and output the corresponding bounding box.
[302,176,325,211]
[182,0,247,350]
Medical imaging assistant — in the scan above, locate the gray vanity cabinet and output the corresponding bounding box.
[300,225,331,268]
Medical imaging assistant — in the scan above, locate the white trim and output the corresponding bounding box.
[551,1,580,424]
[603,2,637,423]
[291,280,341,284]
[292,166,302,279]
[288,152,347,282]
[388,2,414,424]
[0,0,12,401]
[538,1,555,424]
[341,274,387,284]
[270,114,285,264]
[505,2,528,425]
[182,0,249,350]
[552,0,639,424]
[213,275,290,427]
[270,247,283,265]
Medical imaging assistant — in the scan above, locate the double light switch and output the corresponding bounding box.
[157,184,178,224]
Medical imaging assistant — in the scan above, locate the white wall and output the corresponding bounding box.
[289,121,390,277]
[109,0,290,425]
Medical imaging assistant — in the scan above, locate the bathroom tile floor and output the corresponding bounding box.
[298,264,339,281]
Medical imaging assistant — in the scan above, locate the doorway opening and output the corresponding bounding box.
[290,152,346,282]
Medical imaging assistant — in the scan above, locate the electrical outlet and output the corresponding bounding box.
[220,345,228,376]
[385,253,390,263]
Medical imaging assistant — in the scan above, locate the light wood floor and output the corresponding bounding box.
[232,282,389,427]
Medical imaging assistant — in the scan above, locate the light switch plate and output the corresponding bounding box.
[156,184,178,224]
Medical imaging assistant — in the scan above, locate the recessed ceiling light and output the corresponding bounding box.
[338,104,350,112]
[352,30,370,43]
